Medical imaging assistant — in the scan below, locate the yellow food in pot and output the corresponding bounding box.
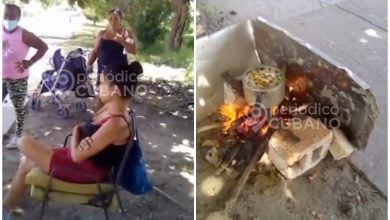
[246,67,283,89]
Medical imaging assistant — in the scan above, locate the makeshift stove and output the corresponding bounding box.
[203,63,356,177]
[197,18,378,214]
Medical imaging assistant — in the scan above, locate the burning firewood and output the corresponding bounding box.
[215,140,243,175]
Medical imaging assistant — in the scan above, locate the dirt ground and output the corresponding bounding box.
[196,117,387,220]
[3,93,194,220]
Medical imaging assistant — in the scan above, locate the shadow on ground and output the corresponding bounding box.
[3,96,194,220]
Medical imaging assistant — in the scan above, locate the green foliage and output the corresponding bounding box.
[81,0,108,24]
[24,0,192,51]
[137,37,193,69]
[183,11,194,48]
[65,0,172,49]
[26,0,194,74]
[127,0,171,48]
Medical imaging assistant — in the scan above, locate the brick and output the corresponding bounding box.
[268,117,333,179]
[329,128,354,160]
[223,82,247,106]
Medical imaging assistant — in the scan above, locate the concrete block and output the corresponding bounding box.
[268,117,333,179]
[223,82,247,106]
[329,128,354,160]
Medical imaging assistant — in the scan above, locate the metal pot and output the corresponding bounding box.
[242,65,285,108]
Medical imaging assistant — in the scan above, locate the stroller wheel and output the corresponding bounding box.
[76,102,87,112]
[58,107,70,118]
[31,98,42,110]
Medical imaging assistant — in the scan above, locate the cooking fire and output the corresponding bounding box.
[199,64,357,214]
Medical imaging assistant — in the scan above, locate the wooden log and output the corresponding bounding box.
[197,123,224,133]
[224,139,268,214]
[154,186,189,212]
[215,141,243,175]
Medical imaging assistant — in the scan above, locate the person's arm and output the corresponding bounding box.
[87,30,104,67]
[114,29,136,55]
[70,118,128,162]
[17,29,48,72]
[70,125,83,150]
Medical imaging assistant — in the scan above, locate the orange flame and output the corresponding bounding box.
[290,76,307,93]
[271,106,278,116]
[260,124,270,136]
[219,104,248,133]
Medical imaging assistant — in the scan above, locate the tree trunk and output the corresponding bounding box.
[169,0,190,51]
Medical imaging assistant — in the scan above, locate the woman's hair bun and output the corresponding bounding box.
[128,61,143,76]
[103,61,143,98]
[109,8,123,19]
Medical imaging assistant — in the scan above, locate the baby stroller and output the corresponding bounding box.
[31,48,94,118]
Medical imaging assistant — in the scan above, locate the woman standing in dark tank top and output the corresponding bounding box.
[87,8,137,86]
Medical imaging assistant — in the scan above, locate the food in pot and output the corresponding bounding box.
[245,67,283,89]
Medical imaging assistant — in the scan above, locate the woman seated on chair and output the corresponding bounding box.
[3,62,143,214]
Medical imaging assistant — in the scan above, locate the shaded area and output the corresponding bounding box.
[3,97,194,219]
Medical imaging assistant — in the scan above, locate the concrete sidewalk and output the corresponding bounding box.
[198,0,388,195]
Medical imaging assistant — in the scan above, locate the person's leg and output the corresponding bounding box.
[8,78,28,137]
[3,136,53,210]
[3,80,9,101]
[3,157,36,210]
